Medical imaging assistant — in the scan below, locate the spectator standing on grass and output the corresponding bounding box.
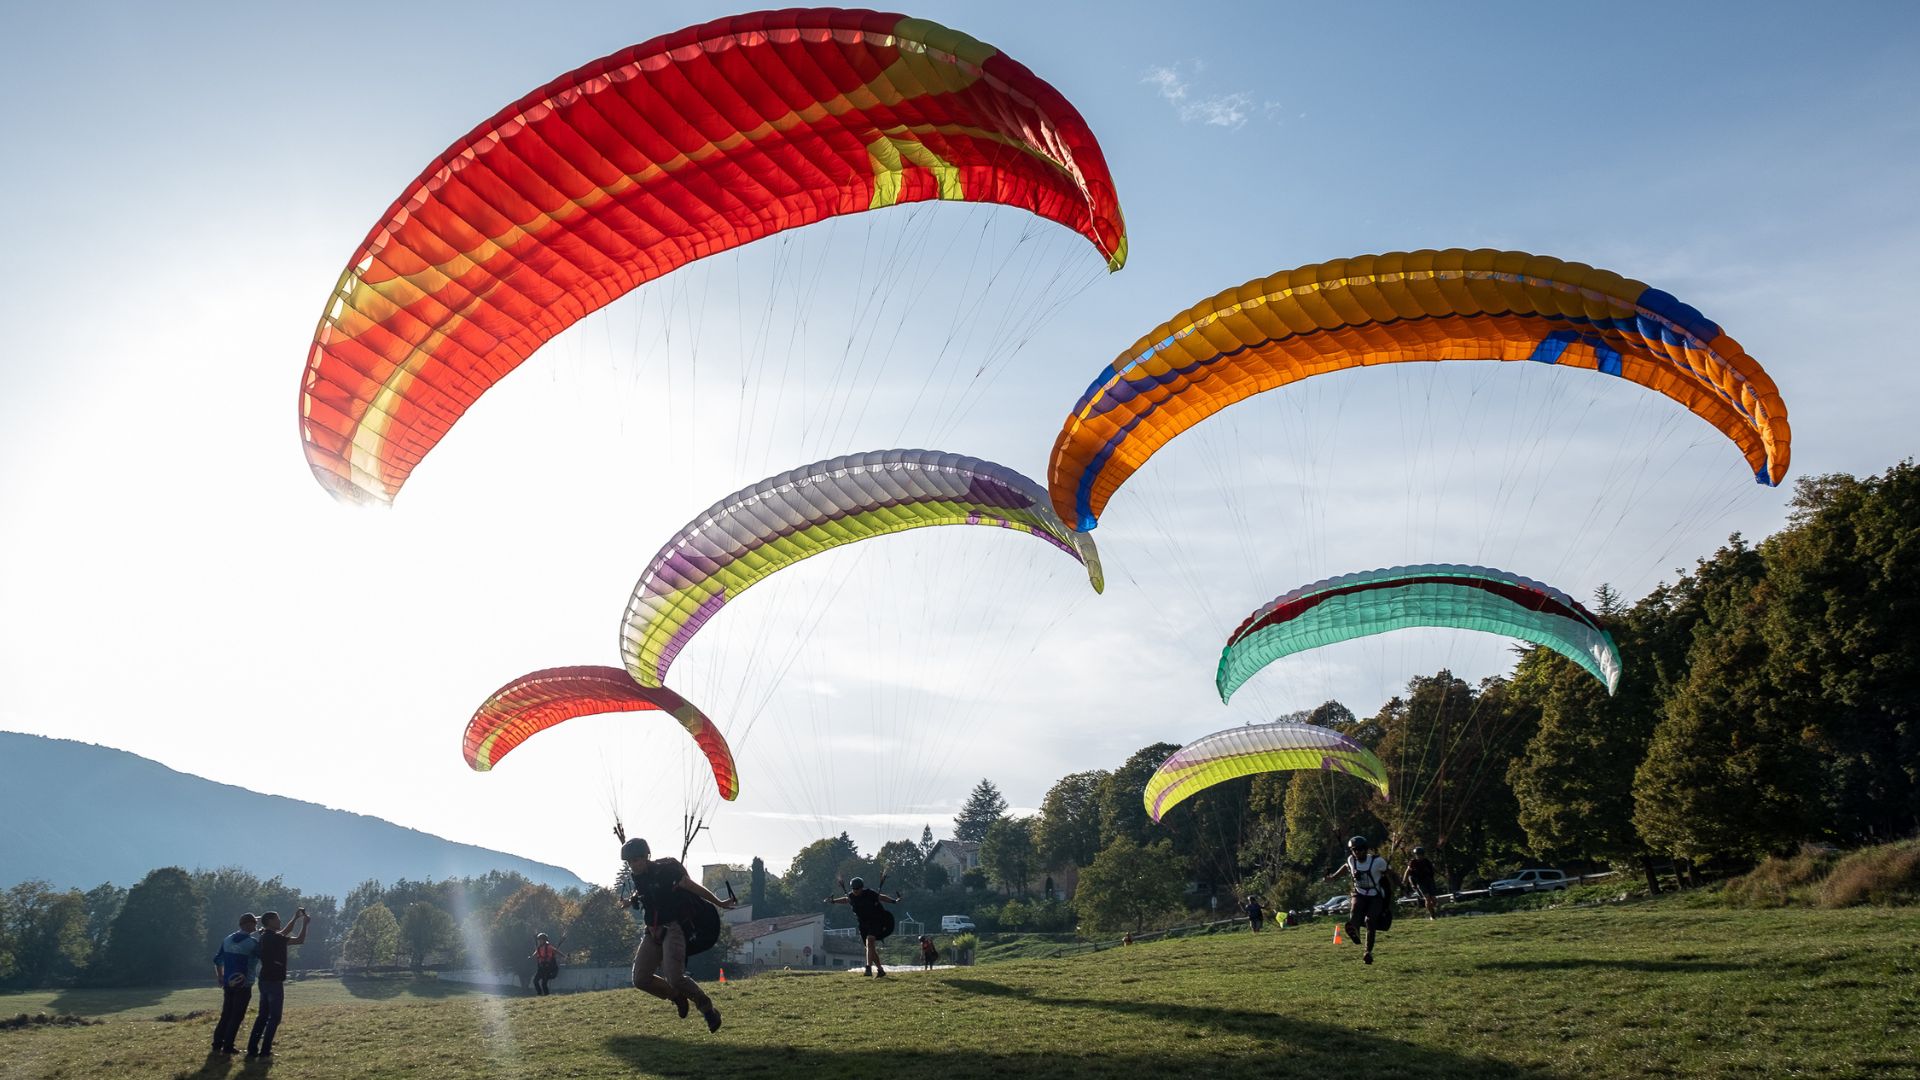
[1325,836,1396,965]
[918,934,938,970]
[210,913,259,1056]
[1244,895,1265,932]
[247,908,309,1060]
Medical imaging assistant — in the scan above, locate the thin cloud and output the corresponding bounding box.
[1144,62,1259,130]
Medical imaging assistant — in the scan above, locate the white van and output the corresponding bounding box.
[940,915,976,933]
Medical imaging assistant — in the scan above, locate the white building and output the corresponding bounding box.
[727,912,825,970]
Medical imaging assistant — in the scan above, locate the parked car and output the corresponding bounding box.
[1487,869,1570,895]
[1312,894,1351,916]
[940,915,976,933]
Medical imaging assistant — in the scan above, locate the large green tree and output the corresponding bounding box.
[1760,466,1920,839]
[566,888,640,965]
[1034,770,1107,870]
[979,816,1037,897]
[1,883,90,987]
[399,902,459,970]
[786,833,865,930]
[953,779,1008,844]
[1098,744,1179,848]
[488,886,573,976]
[1372,671,1532,884]
[1507,582,1699,890]
[1073,837,1186,934]
[875,839,926,888]
[1635,538,1819,865]
[103,867,205,984]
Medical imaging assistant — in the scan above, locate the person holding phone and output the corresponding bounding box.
[246,908,309,1059]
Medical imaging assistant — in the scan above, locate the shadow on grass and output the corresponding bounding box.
[340,974,498,1000]
[177,1049,284,1079]
[607,981,1560,1080]
[1473,958,1749,974]
[43,983,176,1015]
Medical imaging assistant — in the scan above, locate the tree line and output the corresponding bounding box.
[764,463,1919,933]
[0,866,643,990]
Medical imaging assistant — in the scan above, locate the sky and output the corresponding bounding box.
[3,1,1917,890]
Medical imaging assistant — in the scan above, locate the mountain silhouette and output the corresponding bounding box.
[0,731,587,896]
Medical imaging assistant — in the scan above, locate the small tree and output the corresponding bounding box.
[567,888,641,965]
[81,883,125,961]
[1073,837,1186,934]
[342,903,400,969]
[922,861,950,891]
[953,780,1008,844]
[399,902,458,970]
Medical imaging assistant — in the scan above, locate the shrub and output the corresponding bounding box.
[1720,840,1920,909]
[1817,841,1920,908]
[1722,845,1837,908]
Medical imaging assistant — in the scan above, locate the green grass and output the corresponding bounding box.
[4,900,1916,1079]
[0,974,499,1024]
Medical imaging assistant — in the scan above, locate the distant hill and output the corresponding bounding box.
[0,731,588,896]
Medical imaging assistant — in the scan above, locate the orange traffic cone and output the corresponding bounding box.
[1332,924,1343,945]
[718,968,727,985]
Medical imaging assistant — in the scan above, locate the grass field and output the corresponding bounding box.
[0,975,498,1024]
[4,900,1916,1079]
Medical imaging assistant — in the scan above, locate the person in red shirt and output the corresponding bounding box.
[531,934,561,996]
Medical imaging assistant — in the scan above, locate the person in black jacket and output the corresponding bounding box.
[1406,847,1441,920]
[246,908,309,1060]
[617,825,736,1032]
[825,877,902,977]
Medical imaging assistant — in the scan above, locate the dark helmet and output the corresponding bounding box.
[1413,846,1426,856]
[620,837,652,861]
[848,877,865,890]
[1348,836,1369,851]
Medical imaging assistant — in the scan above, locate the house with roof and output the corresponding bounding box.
[928,839,980,880]
[726,912,825,970]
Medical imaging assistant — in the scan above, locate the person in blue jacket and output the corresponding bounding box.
[210,913,260,1055]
